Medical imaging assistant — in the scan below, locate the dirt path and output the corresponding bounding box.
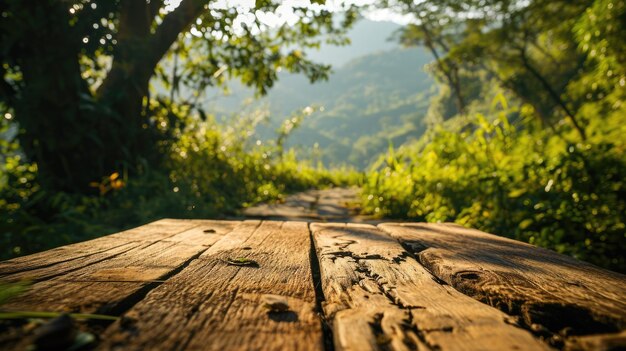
[242,187,372,222]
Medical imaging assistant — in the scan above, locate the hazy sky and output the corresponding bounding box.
[306,19,402,67]
[165,0,414,36]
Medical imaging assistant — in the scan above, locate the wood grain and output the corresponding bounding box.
[98,220,323,351]
[0,220,240,350]
[0,219,199,281]
[2,219,624,350]
[311,222,549,351]
[1,220,239,314]
[379,222,626,348]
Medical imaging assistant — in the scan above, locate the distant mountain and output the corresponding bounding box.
[203,20,436,169]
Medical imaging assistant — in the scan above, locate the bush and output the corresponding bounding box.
[361,105,626,272]
[0,107,359,260]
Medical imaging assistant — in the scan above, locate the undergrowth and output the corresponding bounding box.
[0,107,361,260]
[361,99,626,272]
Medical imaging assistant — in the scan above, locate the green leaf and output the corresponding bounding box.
[508,189,526,198]
[519,219,534,230]
[0,282,29,306]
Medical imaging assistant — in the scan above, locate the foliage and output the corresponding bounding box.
[0,103,358,260]
[0,281,29,306]
[0,1,361,260]
[361,98,626,272]
[0,0,356,194]
[356,0,626,272]
[387,0,596,140]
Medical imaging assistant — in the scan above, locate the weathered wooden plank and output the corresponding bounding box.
[315,188,360,219]
[98,220,323,351]
[0,219,199,280]
[243,188,360,221]
[311,222,548,351]
[378,223,626,348]
[0,240,140,283]
[244,190,317,218]
[0,220,240,350]
[1,221,238,313]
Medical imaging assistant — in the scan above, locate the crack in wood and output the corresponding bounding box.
[0,222,201,282]
[355,260,423,311]
[380,222,626,350]
[368,313,394,351]
[0,243,140,282]
[423,248,621,347]
[315,223,554,350]
[317,227,433,350]
[0,241,135,277]
[406,309,446,351]
[95,247,211,317]
[308,223,335,351]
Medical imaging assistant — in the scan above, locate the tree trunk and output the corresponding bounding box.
[12,0,209,194]
[92,0,211,175]
[480,63,559,134]
[13,0,102,193]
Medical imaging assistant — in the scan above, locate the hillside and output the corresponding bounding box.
[207,46,435,168]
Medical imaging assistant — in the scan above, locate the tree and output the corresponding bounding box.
[384,0,593,140]
[390,1,469,116]
[571,0,626,120]
[0,0,356,193]
[456,1,589,140]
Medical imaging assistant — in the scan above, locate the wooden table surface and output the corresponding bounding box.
[1,219,625,350]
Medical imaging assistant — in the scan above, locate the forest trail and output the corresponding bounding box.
[242,187,373,222]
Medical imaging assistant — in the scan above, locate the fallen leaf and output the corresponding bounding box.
[223,257,259,267]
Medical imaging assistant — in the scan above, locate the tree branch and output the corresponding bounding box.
[145,0,209,69]
[518,47,586,140]
[149,0,164,20]
[421,22,466,115]
[118,0,152,41]
[97,0,210,100]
